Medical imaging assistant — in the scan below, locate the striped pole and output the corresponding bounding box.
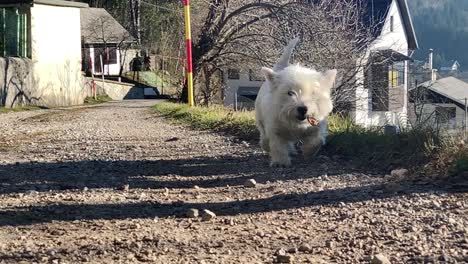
[183,0,194,106]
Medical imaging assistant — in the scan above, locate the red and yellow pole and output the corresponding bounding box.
[183,0,194,106]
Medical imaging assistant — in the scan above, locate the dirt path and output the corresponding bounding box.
[0,100,466,264]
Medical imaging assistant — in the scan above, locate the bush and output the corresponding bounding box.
[324,114,440,170]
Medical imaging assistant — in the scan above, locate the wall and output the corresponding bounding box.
[408,102,466,132]
[223,71,263,108]
[30,4,86,107]
[0,58,37,107]
[85,78,144,100]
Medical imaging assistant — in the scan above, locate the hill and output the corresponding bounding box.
[408,0,468,70]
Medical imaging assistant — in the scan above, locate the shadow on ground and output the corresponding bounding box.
[0,178,466,227]
[0,153,467,226]
[0,154,359,195]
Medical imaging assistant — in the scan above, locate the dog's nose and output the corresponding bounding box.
[297,106,308,116]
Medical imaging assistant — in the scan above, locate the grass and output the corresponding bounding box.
[0,105,43,114]
[83,95,112,105]
[154,102,468,176]
[0,95,111,114]
[124,71,174,88]
[154,102,257,141]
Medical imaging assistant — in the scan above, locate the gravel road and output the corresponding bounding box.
[0,100,467,264]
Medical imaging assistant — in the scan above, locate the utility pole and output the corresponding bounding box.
[183,0,194,106]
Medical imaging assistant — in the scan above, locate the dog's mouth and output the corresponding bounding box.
[307,116,320,126]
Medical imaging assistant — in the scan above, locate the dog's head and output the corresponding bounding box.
[261,64,336,125]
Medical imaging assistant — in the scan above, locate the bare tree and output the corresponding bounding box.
[182,0,391,108]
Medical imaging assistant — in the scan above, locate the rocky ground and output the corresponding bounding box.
[0,100,467,264]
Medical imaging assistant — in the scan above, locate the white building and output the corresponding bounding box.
[0,0,89,107]
[353,0,419,128]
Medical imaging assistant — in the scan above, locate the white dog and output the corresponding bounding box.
[255,38,336,167]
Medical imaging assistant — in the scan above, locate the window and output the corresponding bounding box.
[0,7,30,58]
[435,107,456,125]
[249,69,264,81]
[106,47,117,64]
[227,68,240,80]
[94,46,117,66]
[370,63,389,111]
[390,16,394,32]
[388,62,405,87]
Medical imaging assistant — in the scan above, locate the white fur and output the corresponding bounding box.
[255,38,336,167]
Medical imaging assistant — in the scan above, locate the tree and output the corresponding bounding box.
[184,0,385,109]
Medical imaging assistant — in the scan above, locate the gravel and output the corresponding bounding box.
[0,100,467,263]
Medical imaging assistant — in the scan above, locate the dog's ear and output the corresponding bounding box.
[261,67,276,83]
[320,69,337,91]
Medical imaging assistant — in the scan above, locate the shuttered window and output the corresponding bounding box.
[0,7,30,58]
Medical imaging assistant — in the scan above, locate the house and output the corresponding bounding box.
[353,0,418,128]
[221,0,419,130]
[439,60,461,77]
[80,7,137,77]
[409,76,468,132]
[223,69,265,110]
[0,0,89,107]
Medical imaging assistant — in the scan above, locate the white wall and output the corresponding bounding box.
[409,103,466,132]
[30,4,85,107]
[223,71,263,107]
[353,0,411,128]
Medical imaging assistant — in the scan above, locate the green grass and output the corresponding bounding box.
[154,102,468,175]
[0,105,42,114]
[124,71,174,88]
[84,95,112,105]
[324,117,439,170]
[154,102,257,140]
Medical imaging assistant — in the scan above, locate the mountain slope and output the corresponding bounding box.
[408,0,468,70]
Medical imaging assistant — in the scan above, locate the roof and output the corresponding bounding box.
[417,77,468,106]
[360,0,419,50]
[372,49,413,62]
[80,8,134,44]
[0,0,88,8]
[440,60,460,70]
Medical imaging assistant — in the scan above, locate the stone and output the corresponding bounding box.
[325,240,335,249]
[244,179,257,188]
[119,184,130,192]
[371,253,391,264]
[276,248,287,256]
[298,244,312,252]
[390,169,409,178]
[186,208,199,218]
[201,209,216,221]
[276,254,295,263]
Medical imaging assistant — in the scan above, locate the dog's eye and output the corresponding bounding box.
[287,91,295,96]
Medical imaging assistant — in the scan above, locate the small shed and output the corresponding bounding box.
[80,7,137,77]
[409,76,468,130]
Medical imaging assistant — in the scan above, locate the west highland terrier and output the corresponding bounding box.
[255,38,337,167]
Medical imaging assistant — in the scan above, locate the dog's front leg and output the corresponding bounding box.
[269,135,291,167]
